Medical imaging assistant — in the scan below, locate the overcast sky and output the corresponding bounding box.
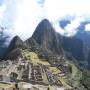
[0,0,90,40]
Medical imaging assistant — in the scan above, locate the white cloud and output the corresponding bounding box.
[1,0,90,40]
[63,17,85,36]
[13,0,44,40]
[0,4,6,26]
[0,0,44,40]
[43,0,90,36]
[52,16,86,37]
[53,21,64,35]
[85,24,90,31]
[44,0,90,21]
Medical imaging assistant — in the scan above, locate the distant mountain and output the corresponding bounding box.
[7,36,26,52]
[62,36,89,61]
[6,36,27,59]
[62,36,90,69]
[76,31,90,48]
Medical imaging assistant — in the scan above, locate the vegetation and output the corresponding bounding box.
[71,64,82,80]
[23,50,50,65]
[49,67,61,74]
[81,69,90,90]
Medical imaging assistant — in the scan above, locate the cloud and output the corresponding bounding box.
[37,0,45,7]
[13,0,43,40]
[85,24,90,31]
[53,16,86,37]
[44,0,90,21]
[1,0,90,41]
[0,0,44,41]
[1,0,19,28]
[63,17,85,36]
[0,3,6,25]
[0,27,9,46]
[43,0,90,36]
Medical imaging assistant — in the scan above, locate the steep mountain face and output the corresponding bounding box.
[62,36,89,61]
[76,31,90,48]
[26,19,63,55]
[25,37,40,50]
[87,50,90,69]
[6,48,23,60]
[61,36,90,69]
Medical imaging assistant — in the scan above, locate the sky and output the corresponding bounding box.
[0,0,90,41]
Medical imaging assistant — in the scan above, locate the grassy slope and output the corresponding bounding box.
[23,50,50,65]
[82,69,90,90]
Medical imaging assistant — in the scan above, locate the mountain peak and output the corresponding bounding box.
[40,19,51,24]
[28,19,63,55]
[13,35,21,40]
[10,35,23,45]
[7,36,24,53]
[9,36,22,44]
[33,19,52,33]
[32,19,54,37]
[32,19,55,45]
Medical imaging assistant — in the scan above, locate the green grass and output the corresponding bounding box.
[23,50,50,65]
[49,67,61,74]
[65,60,82,80]
[82,69,90,90]
[71,63,82,81]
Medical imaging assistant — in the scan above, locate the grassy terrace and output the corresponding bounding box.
[49,67,61,74]
[23,50,50,65]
